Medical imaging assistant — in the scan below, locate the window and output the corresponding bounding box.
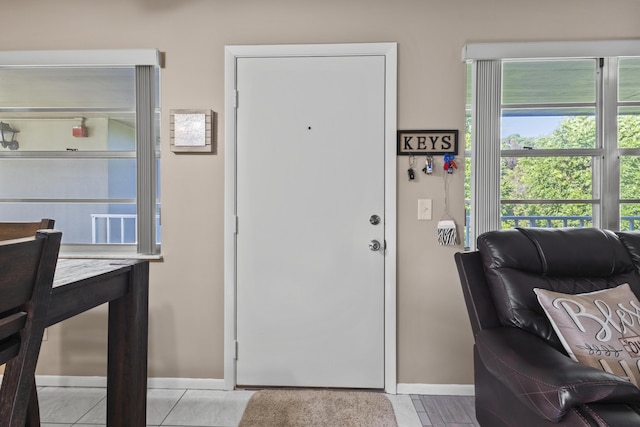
[0,50,161,256]
[465,40,640,249]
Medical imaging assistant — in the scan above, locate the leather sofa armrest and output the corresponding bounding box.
[477,327,640,422]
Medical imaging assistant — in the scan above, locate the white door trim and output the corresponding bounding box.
[223,42,397,393]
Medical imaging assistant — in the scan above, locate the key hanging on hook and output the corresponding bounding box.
[443,154,458,174]
[422,156,434,175]
[408,155,416,181]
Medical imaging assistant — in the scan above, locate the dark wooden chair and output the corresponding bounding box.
[0,219,55,243]
[0,227,60,426]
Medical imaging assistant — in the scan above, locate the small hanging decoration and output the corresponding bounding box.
[437,220,458,246]
[437,171,459,246]
[422,156,433,175]
[443,153,457,174]
[407,155,416,181]
[72,117,88,138]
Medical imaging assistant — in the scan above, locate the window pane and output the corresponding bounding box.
[464,109,471,248]
[0,202,136,244]
[621,203,640,231]
[619,59,640,102]
[155,203,162,244]
[465,62,472,106]
[0,116,137,152]
[618,108,640,149]
[500,204,594,229]
[501,109,595,148]
[501,156,593,200]
[621,156,640,200]
[1,202,160,245]
[0,158,136,199]
[0,67,138,153]
[502,60,596,105]
[0,67,135,110]
[89,205,140,244]
[0,57,160,254]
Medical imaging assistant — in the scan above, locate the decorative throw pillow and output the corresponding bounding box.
[534,283,640,387]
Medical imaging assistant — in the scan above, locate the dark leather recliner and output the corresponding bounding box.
[455,228,640,426]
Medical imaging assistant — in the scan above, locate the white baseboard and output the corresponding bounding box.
[34,376,474,396]
[148,377,226,390]
[35,376,226,390]
[396,383,475,396]
[36,375,106,388]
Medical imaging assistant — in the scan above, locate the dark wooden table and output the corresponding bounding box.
[48,258,149,427]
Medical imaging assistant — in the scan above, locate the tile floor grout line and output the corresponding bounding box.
[75,393,106,426]
[158,388,188,427]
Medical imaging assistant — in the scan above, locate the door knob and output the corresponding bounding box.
[369,240,381,251]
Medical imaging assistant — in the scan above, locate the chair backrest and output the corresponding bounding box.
[454,251,501,337]
[0,219,55,242]
[0,230,61,426]
[456,228,640,352]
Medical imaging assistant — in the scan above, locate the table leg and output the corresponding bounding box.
[106,262,149,426]
[25,383,40,427]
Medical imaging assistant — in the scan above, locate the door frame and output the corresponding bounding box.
[223,42,397,393]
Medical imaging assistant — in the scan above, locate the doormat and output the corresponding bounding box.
[238,389,398,427]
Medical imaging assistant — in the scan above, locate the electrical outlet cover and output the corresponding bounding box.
[418,199,432,220]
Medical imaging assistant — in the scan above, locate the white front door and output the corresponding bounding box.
[229,45,395,390]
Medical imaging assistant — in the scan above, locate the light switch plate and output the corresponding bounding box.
[418,199,432,220]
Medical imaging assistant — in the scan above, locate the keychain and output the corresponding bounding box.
[408,155,416,181]
[422,156,433,174]
[443,154,457,174]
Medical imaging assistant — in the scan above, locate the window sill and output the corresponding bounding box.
[59,244,163,261]
[60,253,163,261]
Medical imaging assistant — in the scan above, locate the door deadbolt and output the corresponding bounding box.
[369,215,381,225]
[369,240,381,251]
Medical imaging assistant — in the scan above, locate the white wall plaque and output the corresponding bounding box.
[170,109,215,153]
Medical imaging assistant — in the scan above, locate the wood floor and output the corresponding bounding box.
[411,394,480,427]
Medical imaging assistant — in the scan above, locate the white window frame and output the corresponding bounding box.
[0,49,162,257]
[464,40,640,249]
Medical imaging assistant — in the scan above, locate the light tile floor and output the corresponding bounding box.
[39,386,426,427]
